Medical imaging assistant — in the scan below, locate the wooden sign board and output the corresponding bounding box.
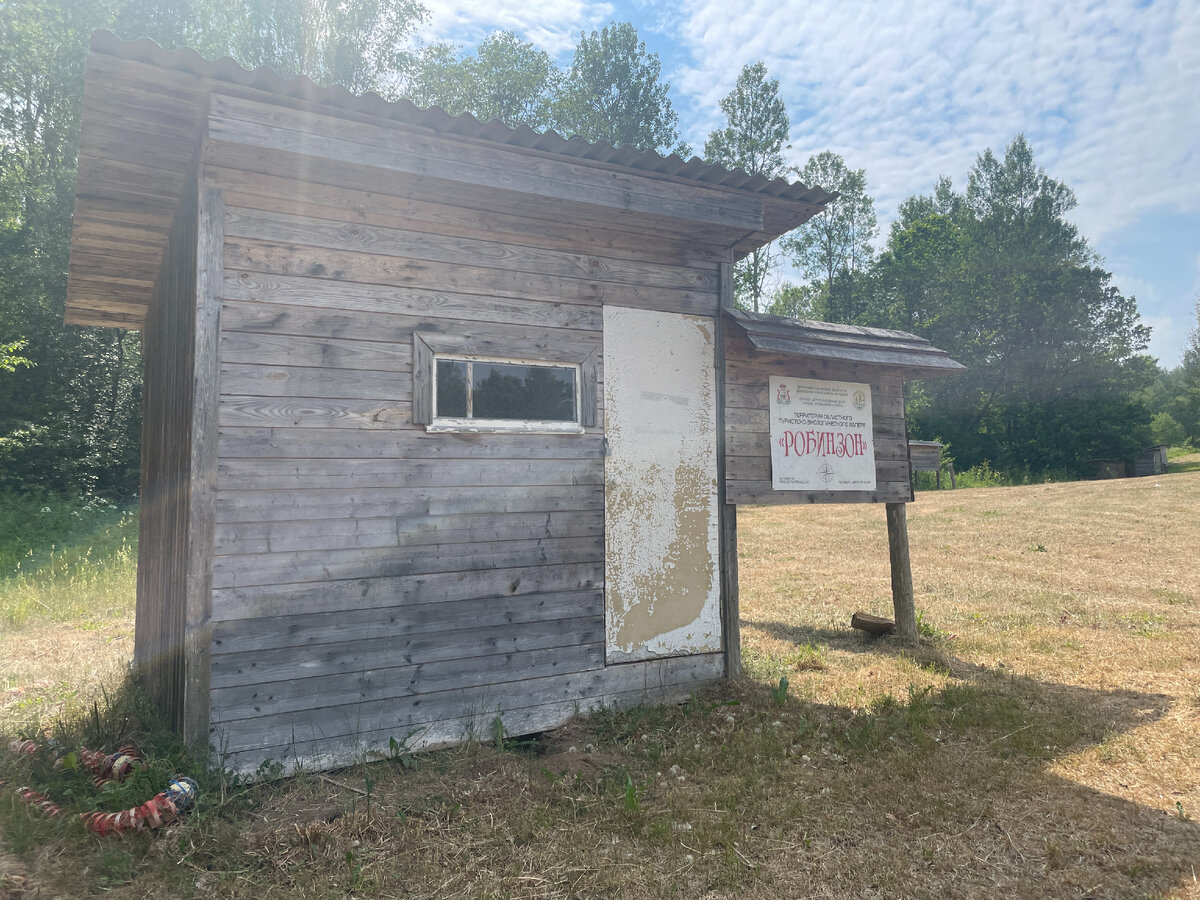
[768,376,876,492]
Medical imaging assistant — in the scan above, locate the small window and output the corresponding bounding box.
[413,332,596,431]
[431,356,581,431]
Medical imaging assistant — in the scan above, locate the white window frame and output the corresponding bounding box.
[428,353,584,434]
[413,330,597,431]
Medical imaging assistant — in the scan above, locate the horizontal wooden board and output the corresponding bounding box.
[218,396,410,430]
[217,426,603,460]
[210,165,729,268]
[211,589,603,658]
[211,615,603,693]
[725,348,914,384]
[210,647,718,759]
[216,653,725,775]
[210,562,603,622]
[209,95,763,231]
[212,643,606,722]
[728,481,911,505]
[216,456,603,492]
[211,535,604,588]
[225,237,716,316]
[207,138,738,260]
[220,298,602,360]
[220,330,412,371]
[224,270,601,331]
[214,508,604,555]
[220,362,411,401]
[225,207,718,294]
[215,483,603,524]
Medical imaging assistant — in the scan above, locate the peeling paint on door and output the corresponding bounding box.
[603,306,720,662]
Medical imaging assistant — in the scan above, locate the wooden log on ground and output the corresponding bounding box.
[851,612,897,636]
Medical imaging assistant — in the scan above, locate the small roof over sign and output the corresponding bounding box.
[724,308,966,378]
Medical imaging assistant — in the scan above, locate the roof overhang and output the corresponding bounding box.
[66,31,836,330]
[724,308,966,379]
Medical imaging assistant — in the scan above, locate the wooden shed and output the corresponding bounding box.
[1133,445,1168,478]
[66,32,963,775]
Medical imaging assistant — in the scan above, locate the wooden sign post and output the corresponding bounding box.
[885,502,916,636]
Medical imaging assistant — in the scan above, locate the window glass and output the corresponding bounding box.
[435,359,468,417]
[472,362,576,422]
[434,358,577,423]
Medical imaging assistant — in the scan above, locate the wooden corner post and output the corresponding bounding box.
[886,502,916,636]
[716,262,741,676]
[183,181,223,757]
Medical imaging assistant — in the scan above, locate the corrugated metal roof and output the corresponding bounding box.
[66,31,837,329]
[725,308,966,378]
[88,30,835,207]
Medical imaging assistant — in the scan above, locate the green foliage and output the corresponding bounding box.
[704,62,790,312]
[621,771,641,812]
[112,0,428,95]
[1150,412,1186,447]
[782,151,878,324]
[407,31,560,130]
[556,22,682,154]
[914,610,941,639]
[767,282,824,320]
[0,0,145,495]
[703,62,789,179]
[1171,300,1200,443]
[0,492,136,629]
[0,338,32,373]
[769,676,789,706]
[868,136,1155,477]
[0,0,433,496]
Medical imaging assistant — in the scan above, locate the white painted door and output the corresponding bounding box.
[603,306,721,663]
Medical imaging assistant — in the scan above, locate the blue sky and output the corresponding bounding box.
[415,0,1200,366]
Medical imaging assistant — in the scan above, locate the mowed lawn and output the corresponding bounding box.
[1,463,1198,899]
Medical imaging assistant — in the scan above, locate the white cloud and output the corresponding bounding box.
[1142,314,1185,367]
[665,0,1200,240]
[417,0,614,56]
[1108,268,1188,366]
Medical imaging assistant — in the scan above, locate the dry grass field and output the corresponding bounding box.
[1,461,1198,899]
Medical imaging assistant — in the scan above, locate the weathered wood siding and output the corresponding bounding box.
[201,99,725,772]
[135,183,197,728]
[724,331,913,505]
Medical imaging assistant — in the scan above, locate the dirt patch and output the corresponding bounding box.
[0,834,30,899]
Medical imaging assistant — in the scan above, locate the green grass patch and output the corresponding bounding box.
[0,492,137,630]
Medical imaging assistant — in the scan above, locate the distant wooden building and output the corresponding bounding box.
[1133,445,1169,477]
[908,440,955,489]
[66,32,962,774]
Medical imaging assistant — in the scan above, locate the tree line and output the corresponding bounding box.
[1,0,1197,495]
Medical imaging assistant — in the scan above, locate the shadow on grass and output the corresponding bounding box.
[729,620,1200,897]
[3,635,1198,898]
[744,616,921,656]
